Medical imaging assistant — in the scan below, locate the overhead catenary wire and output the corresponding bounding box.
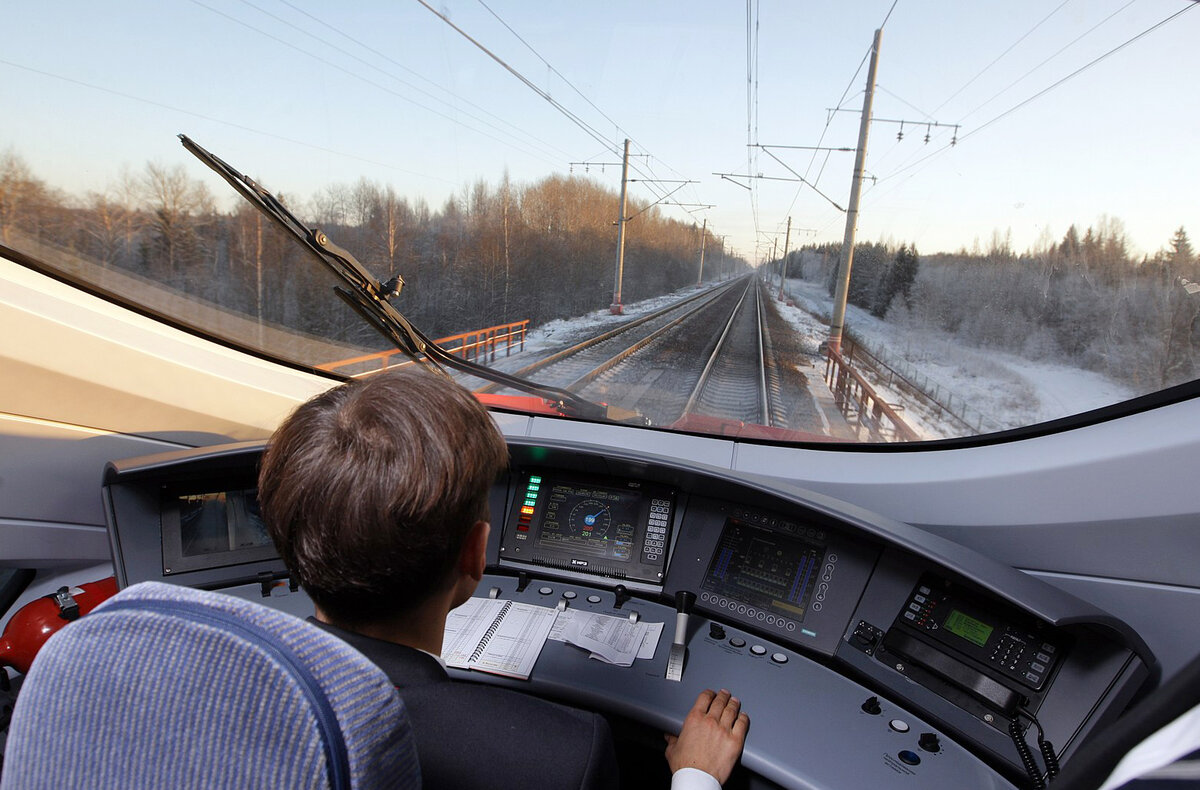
[963,1,1196,140]
[269,0,575,161]
[188,0,562,168]
[475,0,625,142]
[954,0,1139,125]
[474,0,710,215]
[413,0,700,220]
[773,44,869,225]
[413,0,626,162]
[929,0,1073,116]
[746,0,763,252]
[865,1,1198,212]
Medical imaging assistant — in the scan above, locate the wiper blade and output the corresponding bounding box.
[179,134,619,422]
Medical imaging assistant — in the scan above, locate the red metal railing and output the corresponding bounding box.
[318,319,529,375]
[824,347,920,442]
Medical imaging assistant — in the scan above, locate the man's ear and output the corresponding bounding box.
[458,520,490,582]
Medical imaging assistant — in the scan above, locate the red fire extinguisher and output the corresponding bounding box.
[0,577,119,675]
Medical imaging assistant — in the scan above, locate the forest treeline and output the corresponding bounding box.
[0,151,742,346]
[785,219,1200,390]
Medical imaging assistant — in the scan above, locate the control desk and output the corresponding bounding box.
[103,436,1154,789]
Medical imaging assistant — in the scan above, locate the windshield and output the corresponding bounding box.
[3,1,1197,444]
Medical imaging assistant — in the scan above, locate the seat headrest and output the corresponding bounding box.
[1,581,420,790]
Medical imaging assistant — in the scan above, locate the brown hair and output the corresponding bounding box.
[257,366,508,625]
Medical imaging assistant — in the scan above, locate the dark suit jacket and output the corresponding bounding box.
[313,619,619,790]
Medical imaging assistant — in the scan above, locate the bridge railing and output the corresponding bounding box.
[318,320,529,375]
[824,348,921,443]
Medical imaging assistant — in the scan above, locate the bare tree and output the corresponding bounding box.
[139,162,214,281]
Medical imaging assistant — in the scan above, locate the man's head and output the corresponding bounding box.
[258,366,508,627]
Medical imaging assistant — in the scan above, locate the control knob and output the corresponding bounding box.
[861,696,882,715]
[918,732,941,753]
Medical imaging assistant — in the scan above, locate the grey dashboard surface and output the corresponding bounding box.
[101,434,1154,788]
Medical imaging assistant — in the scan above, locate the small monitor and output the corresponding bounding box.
[161,488,278,575]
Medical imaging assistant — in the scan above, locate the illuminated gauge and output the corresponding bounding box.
[568,500,611,539]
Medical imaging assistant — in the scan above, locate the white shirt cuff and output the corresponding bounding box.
[671,766,722,790]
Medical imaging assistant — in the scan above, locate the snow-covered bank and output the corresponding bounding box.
[777,277,1136,439]
[467,281,727,378]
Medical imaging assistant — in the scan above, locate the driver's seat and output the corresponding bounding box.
[0,581,420,789]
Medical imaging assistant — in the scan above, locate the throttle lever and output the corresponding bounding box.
[665,590,695,682]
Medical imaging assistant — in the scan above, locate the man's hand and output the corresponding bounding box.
[665,689,750,785]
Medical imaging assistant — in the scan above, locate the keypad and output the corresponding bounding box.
[642,498,672,562]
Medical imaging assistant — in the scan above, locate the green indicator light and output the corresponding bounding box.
[524,500,536,507]
[529,476,542,483]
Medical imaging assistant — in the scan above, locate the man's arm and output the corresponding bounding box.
[665,689,750,787]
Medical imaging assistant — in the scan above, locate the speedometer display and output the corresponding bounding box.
[541,486,637,559]
[501,471,676,585]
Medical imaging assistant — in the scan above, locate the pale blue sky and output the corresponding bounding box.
[3,0,1196,261]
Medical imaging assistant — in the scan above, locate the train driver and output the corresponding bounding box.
[257,366,749,790]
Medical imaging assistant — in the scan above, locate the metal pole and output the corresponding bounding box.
[778,216,791,301]
[697,218,707,285]
[611,138,631,314]
[828,28,881,354]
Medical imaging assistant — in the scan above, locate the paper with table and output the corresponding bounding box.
[442,598,664,678]
[549,608,664,667]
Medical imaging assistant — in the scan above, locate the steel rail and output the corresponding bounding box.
[562,286,748,392]
[753,282,773,427]
[680,279,756,418]
[475,278,743,394]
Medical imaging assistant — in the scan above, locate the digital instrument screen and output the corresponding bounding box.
[536,481,642,561]
[178,490,271,557]
[161,487,278,574]
[944,608,994,647]
[502,472,675,585]
[701,518,827,623]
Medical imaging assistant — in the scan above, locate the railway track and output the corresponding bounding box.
[478,275,793,429]
[475,278,742,394]
[681,278,785,427]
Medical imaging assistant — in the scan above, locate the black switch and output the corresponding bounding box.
[861,696,882,715]
[918,732,941,753]
[709,623,726,640]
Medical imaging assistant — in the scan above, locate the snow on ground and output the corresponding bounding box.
[778,277,1136,439]
[521,284,714,354]
[465,281,724,379]
[475,274,1134,441]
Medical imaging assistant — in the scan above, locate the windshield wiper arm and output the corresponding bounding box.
[179,134,620,422]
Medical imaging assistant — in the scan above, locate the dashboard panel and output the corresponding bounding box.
[101,435,1154,789]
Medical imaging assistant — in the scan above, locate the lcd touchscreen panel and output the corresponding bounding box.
[701,518,827,623]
